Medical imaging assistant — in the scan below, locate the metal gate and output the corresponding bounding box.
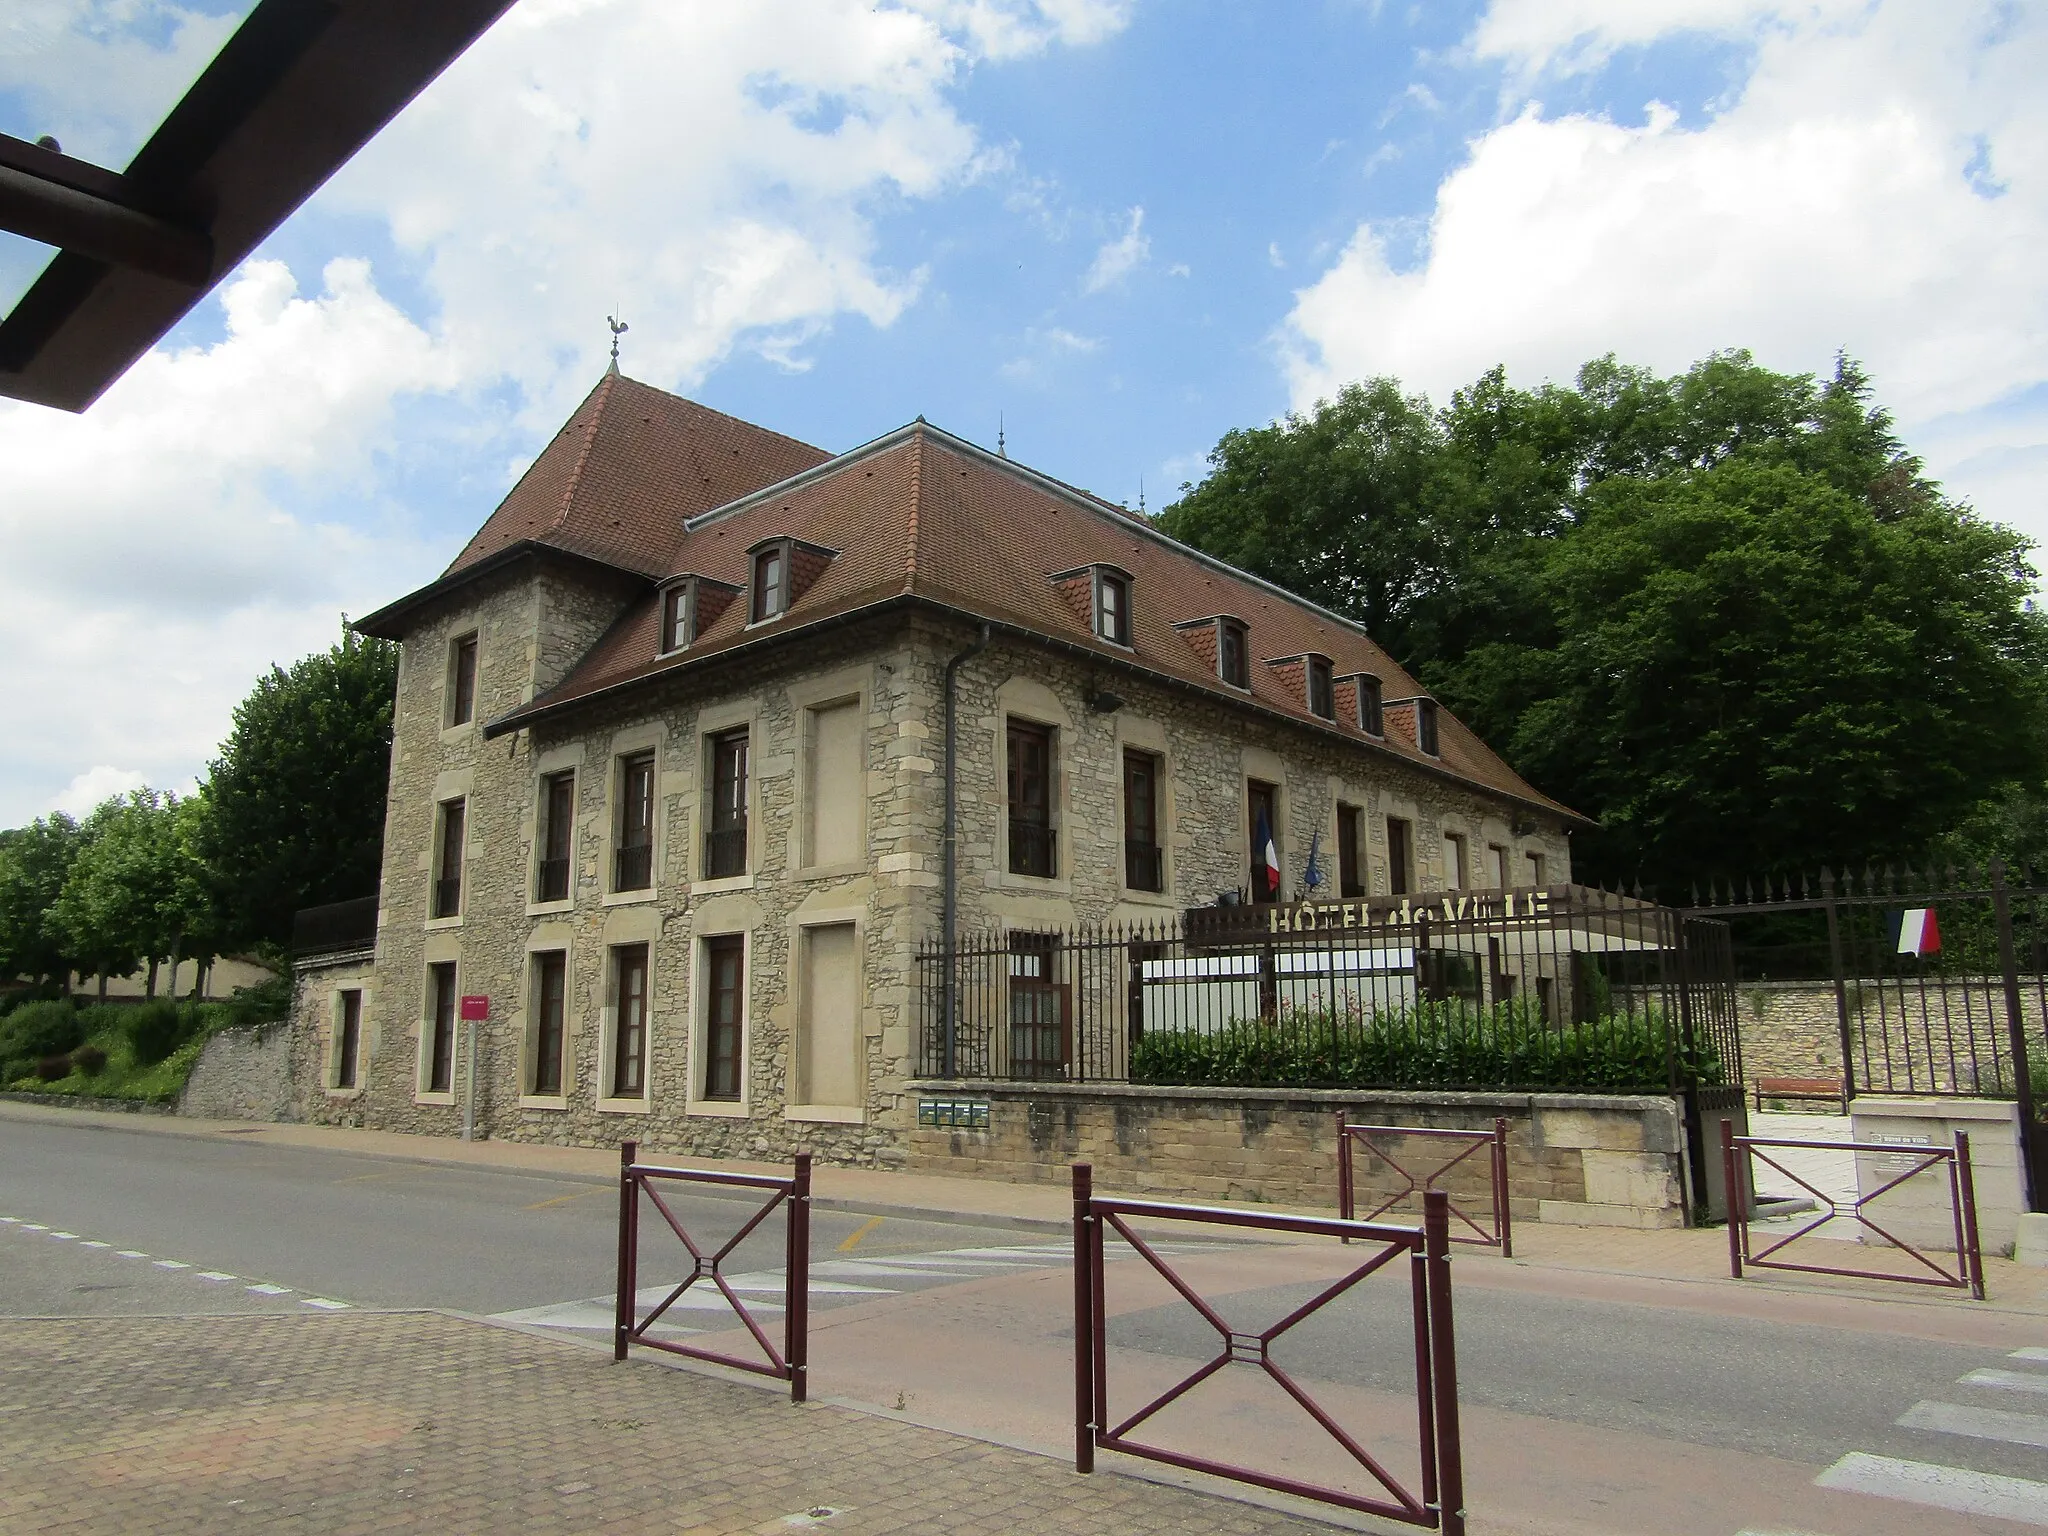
[1337,1115,1512,1255]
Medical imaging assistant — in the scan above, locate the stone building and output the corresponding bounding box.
[289,371,1582,1165]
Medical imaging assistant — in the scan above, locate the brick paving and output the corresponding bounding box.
[0,1310,1345,1535]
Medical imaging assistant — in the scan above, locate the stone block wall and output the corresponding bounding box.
[905,1082,1688,1228]
[181,1023,297,1123]
[1738,981,2045,1098]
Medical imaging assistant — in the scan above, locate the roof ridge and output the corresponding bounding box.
[550,369,617,538]
[903,424,925,593]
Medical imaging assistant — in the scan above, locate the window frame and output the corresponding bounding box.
[659,583,692,655]
[1121,747,1163,893]
[1095,569,1132,647]
[609,942,650,1101]
[1353,674,1384,737]
[1246,778,1282,903]
[700,933,745,1103]
[750,540,791,624]
[1416,697,1441,757]
[431,797,466,921]
[1488,843,1510,889]
[1386,815,1413,897]
[1526,850,1547,886]
[535,769,575,905]
[447,632,479,728]
[1006,718,1057,879]
[1337,805,1364,899]
[422,960,458,1098]
[1217,619,1250,690]
[1444,830,1468,891]
[530,949,568,1098]
[331,988,363,1092]
[704,726,751,880]
[1306,656,1335,720]
[612,750,656,893]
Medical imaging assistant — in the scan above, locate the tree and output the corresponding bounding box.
[0,814,82,988]
[1162,351,2048,891]
[50,790,219,1000]
[201,625,399,949]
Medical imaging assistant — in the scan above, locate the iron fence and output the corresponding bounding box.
[917,886,1739,1099]
[1684,860,2045,1211]
[291,895,377,956]
[1338,1116,1511,1256]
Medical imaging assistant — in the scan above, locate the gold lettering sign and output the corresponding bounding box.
[1263,889,1552,933]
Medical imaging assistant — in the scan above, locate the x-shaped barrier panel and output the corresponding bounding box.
[1338,1116,1512,1256]
[1072,1166,1465,1534]
[614,1141,812,1401]
[1720,1121,1984,1300]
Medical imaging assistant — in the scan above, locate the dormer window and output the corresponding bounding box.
[1095,569,1131,646]
[1416,697,1440,756]
[1345,673,1384,736]
[1218,619,1249,689]
[660,584,692,654]
[751,540,790,623]
[1306,656,1334,720]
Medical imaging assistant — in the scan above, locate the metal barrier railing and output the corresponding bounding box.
[1338,1116,1512,1257]
[1072,1164,1465,1533]
[1719,1120,1984,1301]
[613,1141,811,1401]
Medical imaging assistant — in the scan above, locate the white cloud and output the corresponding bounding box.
[999,324,1103,382]
[0,260,454,823]
[1471,0,1867,77]
[48,766,150,819]
[1284,0,2048,541]
[0,0,1131,824]
[1082,206,1150,293]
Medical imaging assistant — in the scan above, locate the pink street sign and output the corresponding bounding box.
[459,995,489,1022]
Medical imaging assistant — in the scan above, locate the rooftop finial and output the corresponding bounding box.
[997,412,1007,459]
[1139,475,1146,516]
[606,312,629,373]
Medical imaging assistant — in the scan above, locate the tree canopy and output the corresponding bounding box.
[201,627,399,949]
[1161,352,2048,891]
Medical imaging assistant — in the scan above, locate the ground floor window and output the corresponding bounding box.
[531,951,566,1095]
[702,936,743,1100]
[612,944,648,1098]
[426,962,457,1094]
[334,989,361,1089]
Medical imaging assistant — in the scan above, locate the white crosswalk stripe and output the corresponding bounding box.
[1897,1400,2048,1450]
[2014,1348,2048,1363]
[1815,1453,2048,1526]
[1962,1368,2048,1395]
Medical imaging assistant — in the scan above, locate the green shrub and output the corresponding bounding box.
[221,972,291,1029]
[72,1044,107,1077]
[1130,998,1725,1094]
[122,1001,192,1067]
[35,1054,72,1082]
[0,999,85,1082]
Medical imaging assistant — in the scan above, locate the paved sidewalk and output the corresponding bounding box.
[4,1098,2042,1311]
[0,1310,1344,1536]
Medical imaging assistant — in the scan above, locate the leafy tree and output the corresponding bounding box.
[200,625,398,949]
[0,815,82,988]
[50,796,155,999]
[1162,351,2048,891]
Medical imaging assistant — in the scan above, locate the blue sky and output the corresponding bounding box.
[2,0,2043,823]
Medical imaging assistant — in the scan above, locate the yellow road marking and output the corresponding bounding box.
[837,1215,885,1252]
[524,1189,602,1211]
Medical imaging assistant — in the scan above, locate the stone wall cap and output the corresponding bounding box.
[1850,1096,2022,1123]
[907,1079,1675,1113]
[293,946,375,973]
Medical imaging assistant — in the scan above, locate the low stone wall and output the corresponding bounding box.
[179,1024,297,1123]
[905,1082,1689,1228]
[1740,980,2046,1098]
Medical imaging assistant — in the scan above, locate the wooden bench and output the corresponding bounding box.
[1753,1076,1847,1113]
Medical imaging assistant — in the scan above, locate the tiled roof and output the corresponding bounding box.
[445,373,831,578]
[460,385,1575,820]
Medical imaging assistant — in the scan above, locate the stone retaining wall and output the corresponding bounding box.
[1738,980,2046,1098]
[905,1081,1689,1228]
[180,1024,296,1123]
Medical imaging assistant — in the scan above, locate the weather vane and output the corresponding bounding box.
[607,313,629,371]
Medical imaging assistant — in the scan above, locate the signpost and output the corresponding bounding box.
[459,996,487,1141]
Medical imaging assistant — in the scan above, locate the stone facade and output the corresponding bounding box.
[1738,980,2045,1099]
[294,555,1577,1185]
[179,1023,296,1123]
[904,1082,1687,1228]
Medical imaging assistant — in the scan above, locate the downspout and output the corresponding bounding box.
[941,622,993,1077]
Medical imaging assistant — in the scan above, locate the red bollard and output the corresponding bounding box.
[1721,1119,1743,1280]
[1073,1162,1095,1474]
[1423,1190,1465,1536]
[615,1140,638,1361]
[788,1152,812,1401]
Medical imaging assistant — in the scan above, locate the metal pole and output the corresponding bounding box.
[1335,1112,1352,1238]
[1720,1119,1743,1280]
[461,1014,478,1142]
[1073,1162,1095,1474]
[1422,1190,1465,1536]
[1410,1247,1439,1512]
[1494,1116,1514,1259]
[1990,860,2041,1213]
[614,1140,638,1361]
[1956,1131,1986,1301]
[788,1153,811,1402]
[1824,897,1857,1101]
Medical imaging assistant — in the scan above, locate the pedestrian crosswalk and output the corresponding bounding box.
[492,1237,1220,1344]
[1800,1345,2048,1530]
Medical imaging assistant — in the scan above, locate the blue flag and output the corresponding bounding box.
[1303,828,1325,891]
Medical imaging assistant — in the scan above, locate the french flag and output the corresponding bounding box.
[1890,907,1941,956]
[1254,807,1281,900]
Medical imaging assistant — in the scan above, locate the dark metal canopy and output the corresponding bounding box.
[0,0,517,413]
